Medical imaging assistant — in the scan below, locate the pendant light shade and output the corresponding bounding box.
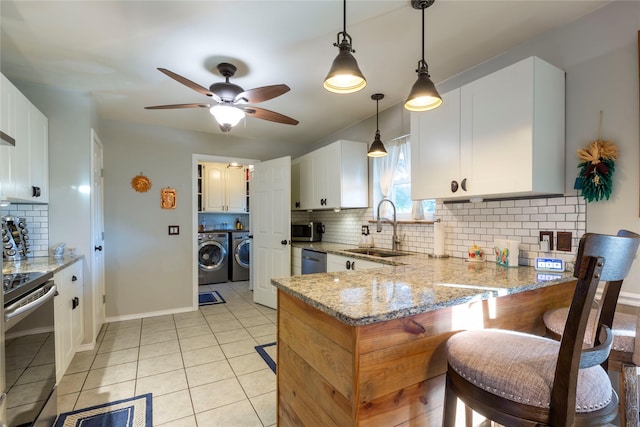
[368,93,387,158]
[404,0,442,111]
[323,0,366,94]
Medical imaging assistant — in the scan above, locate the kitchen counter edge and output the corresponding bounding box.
[3,255,85,276]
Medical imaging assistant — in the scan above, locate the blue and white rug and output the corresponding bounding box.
[54,394,152,427]
[255,342,276,374]
[198,290,226,306]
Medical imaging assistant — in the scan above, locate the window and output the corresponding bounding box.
[372,136,435,220]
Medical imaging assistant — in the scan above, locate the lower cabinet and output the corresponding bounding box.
[327,254,388,272]
[291,247,302,275]
[54,260,84,382]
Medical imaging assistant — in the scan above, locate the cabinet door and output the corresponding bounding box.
[13,94,31,201]
[203,163,226,212]
[461,58,534,196]
[0,73,17,143]
[411,89,462,201]
[327,254,385,272]
[70,262,84,350]
[316,143,340,208]
[54,266,73,382]
[338,140,368,208]
[291,247,302,275]
[28,105,48,202]
[291,159,301,210]
[298,154,315,210]
[226,166,246,213]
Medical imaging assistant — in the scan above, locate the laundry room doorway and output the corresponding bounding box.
[192,154,258,309]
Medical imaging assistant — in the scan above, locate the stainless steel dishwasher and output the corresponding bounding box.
[301,249,327,274]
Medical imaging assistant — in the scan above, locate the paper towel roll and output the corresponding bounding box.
[434,221,445,256]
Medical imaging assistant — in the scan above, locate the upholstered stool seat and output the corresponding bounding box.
[446,329,613,413]
[544,307,636,353]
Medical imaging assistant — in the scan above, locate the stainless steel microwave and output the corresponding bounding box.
[291,222,323,242]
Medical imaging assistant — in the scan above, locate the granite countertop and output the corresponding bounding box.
[3,255,84,276]
[274,244,575,326]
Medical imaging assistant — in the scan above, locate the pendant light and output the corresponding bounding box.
[323,0,366,94]
[404,0,442,111]
[367,93,387,157]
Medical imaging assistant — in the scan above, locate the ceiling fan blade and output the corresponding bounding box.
[234,84,290,104]
[241,106,299,125]
[157,68,221,101]
[144,103,211,110]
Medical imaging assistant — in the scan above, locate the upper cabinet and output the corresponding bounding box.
[412,56,565,201]
[292,139,368,211]
[0,73,49,203]
[201,162,248,213]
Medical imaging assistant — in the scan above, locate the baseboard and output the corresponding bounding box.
[597,289,640,308]
[105,305,196,324]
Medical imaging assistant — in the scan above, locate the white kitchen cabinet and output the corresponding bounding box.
[0,73,49,203]
[292,140,368,210]
[411,56,565,201]
[202,162,247,213]
[291,246,302,275]
[327,253,388,272]
[54,260,84,382]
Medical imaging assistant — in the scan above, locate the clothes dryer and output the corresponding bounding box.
[198,232,229,284]
[230,231,250,281]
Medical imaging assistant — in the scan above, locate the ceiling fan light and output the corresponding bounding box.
[209,104,245,128]
[404,69,442,111]
[367,131,387,157]
[323,44,367,94]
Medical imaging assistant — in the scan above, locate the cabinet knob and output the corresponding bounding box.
[295,202,300,208]
[32,186,41,197]
[351,261,355,270]
[72,275,78,282]
[346,260,351,270]
[451,180,459,193]
[461,178,467,191]
[72,296,79,310]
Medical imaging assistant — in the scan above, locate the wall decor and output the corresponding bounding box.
[161,188,177,209]
[131,173,152,193]
[576,112,618,202]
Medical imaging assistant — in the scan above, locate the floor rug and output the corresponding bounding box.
[54,394,152,427]
[198,290,226,306]
[255,342,277,374]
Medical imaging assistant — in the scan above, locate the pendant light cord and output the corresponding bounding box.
[376,98,380,132]
[343,0,347,35]
[421,5,425,63]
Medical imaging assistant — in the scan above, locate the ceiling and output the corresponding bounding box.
[0,0,609,152]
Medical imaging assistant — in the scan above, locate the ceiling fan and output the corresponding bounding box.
[145,63,299,132]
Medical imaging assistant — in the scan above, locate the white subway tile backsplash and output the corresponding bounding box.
[3,204,49,257]
[293,195,585,268]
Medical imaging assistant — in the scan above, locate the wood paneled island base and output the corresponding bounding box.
[276,280,576,426]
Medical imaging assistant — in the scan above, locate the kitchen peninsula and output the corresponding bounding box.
[272,250,576,426]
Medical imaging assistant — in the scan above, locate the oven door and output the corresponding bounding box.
[4,281,58,427]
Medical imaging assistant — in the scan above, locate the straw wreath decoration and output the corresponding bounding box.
[576,112,618,203]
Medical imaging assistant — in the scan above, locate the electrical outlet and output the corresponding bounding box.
[539,231,553,251]
[361,225,370,236]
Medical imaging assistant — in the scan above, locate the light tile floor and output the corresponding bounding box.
[56,281,277,427]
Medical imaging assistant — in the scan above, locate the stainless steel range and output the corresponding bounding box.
[3,271,57,427]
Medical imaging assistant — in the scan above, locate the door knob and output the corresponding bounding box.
[95,245,103,251]
[72,275,78,282]
[280,240,288,245]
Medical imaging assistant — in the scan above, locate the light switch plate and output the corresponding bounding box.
[535,257,565,272]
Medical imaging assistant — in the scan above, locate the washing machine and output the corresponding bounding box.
[230,231,250,281]
[198,232,229,284]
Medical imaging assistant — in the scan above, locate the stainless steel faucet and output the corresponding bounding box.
[376,198,401,252]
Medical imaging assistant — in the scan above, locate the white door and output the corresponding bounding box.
[252,156,291,309]
[90,129,105,340]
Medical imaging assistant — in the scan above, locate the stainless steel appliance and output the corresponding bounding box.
[291,222,323,242]
[3,271,57,427]
[198,232,229,284]
[2,217,30,261]
[230,231,250,282]
[301,249,327,274]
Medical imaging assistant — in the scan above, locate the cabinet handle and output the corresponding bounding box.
[351,261,355,270]
[461,178,467,191]
[72,296,79,310]
[32,186,41,197]
[295,202,300,208]
[95,245,103,252]
[451,180,459,193]
[346,260,351,270]
[72,275,78,282]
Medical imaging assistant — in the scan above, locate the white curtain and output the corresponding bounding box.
[374,138,402,219]
[398,138,424,220]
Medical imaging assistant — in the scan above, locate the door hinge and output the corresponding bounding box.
[101,168,104,177]
[103,294,106,304]
[101,231,104,240]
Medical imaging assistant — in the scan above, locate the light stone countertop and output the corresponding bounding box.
[3,255,84,276]
[274,242,575,326]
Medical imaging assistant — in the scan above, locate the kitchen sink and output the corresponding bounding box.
[342,248,413,258]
